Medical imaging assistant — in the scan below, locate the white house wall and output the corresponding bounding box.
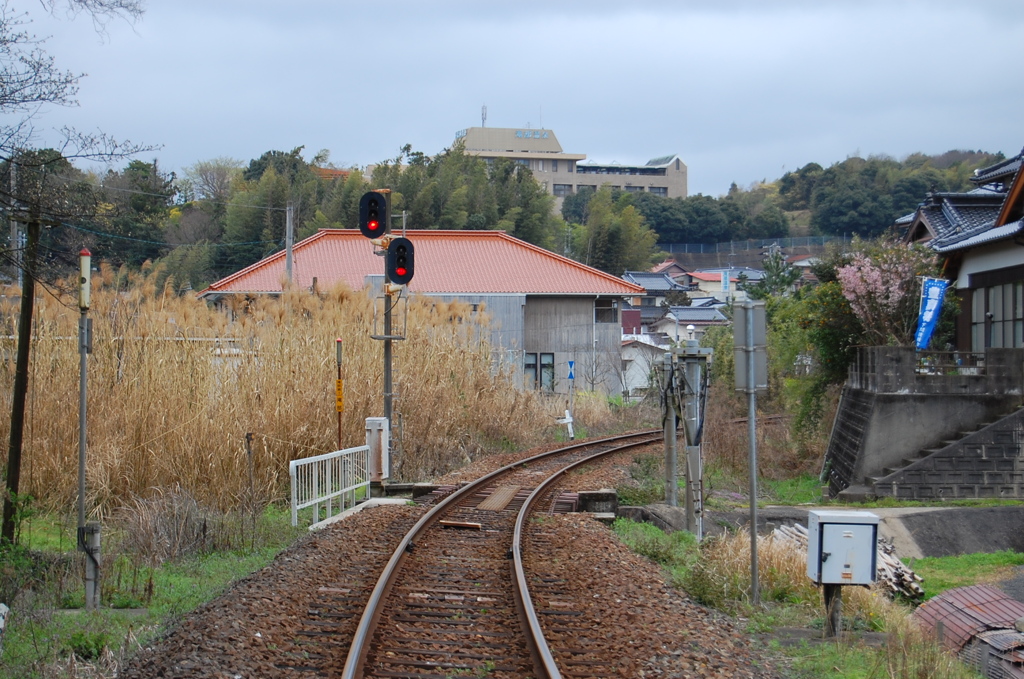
[955,242,1024,289]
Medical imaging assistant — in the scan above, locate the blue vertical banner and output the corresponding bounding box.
[914,278,949,350]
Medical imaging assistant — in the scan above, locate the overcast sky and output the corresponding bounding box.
[26,0,1024,196]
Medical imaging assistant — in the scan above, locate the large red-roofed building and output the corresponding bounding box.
[200,229,643,394]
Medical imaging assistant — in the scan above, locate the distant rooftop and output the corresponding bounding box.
[200,230,643,299]
[455,127,565,154]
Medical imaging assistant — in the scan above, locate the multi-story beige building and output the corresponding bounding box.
[454,127,687,203]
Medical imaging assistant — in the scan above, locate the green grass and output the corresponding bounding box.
[0,505,305,679]
[771,638,879,679]
[611,518,699,587]
[761,474,825,505]
[909,550,1024,599]
[614,454,666,506]
[15,512,76,552]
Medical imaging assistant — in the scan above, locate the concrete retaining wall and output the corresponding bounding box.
[824,347,1024,497]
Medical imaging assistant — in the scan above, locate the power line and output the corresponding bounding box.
[54,220,280,249]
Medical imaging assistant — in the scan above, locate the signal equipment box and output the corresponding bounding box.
[806,510,878,586]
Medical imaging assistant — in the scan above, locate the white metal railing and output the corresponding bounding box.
[289,445,370,527]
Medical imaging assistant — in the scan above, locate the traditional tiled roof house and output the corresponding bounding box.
[903,150,1024,350]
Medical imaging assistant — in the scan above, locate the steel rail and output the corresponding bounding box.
[510,434,662,679]
[340,430,659,679]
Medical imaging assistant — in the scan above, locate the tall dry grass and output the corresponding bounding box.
[687,529,890,624]
[702,385,835,480]
[0,264,569,515]
[686,529,980,678]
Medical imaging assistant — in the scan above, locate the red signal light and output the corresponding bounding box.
[386,237,414,285]
[359,191,389,238]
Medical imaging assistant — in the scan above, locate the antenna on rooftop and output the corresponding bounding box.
[481,105,487,128]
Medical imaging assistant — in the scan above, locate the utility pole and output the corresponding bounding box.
[1,213,39,544]
[76,249,100,610]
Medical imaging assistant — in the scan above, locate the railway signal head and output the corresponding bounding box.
[386,237,414,286]
[358,191,388,238]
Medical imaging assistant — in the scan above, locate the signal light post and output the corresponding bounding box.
[356,191,415,481]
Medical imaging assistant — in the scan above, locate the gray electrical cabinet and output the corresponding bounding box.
[806,510,879,586]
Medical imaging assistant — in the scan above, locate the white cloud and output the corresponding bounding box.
[22,0,1024,195]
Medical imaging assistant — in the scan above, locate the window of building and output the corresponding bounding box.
[552,160,558,172]
[540,353,554,391]
[568,162,574,173]
[649,186,668,197]
[595,298,618,323]
[553,184,573,197]
[972,282,1024,349]
[577,184,596,192]
[516,159,529,167]
[537,160,544,172]
[624,185,644,193]
[524,353,538,388]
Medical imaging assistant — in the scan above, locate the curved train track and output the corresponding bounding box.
[122,430,786,679]
[342,430,661,679]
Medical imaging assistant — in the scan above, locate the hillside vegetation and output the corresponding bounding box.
[6,147,1003,291]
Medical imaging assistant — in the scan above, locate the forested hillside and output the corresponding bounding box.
[14,146,1004,290]
[609,149,1004,247]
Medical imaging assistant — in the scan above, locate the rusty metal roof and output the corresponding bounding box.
[914,585,1024,653]
[199,230,644,298]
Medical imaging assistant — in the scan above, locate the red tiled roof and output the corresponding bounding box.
[200,230,644,297]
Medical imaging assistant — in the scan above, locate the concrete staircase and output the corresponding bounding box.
[866,406,1024,500]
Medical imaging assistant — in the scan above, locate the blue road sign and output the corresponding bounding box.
[568,360,575,380]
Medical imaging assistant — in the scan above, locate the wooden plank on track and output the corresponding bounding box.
[439,520,482,530]
[476,485,521,511]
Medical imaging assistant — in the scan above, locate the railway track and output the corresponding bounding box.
[120,430,782,679]
[341,431,661,679]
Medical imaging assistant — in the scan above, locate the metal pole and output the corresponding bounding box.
[663,353,677,507]
[683,344,701,537]
[285,203,294,284]
[78,310,87,535]
[746,302,760,606]
[383,199,394,467]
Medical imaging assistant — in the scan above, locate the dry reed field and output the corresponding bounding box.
[0,264,585,516]
[701,385,838,480]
